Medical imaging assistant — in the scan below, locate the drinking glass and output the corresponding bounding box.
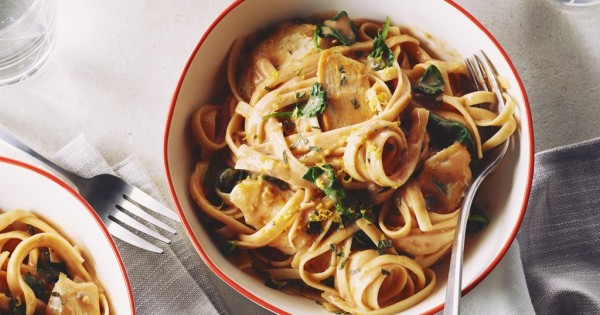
[556,0,600,6]
[0,0,57,86]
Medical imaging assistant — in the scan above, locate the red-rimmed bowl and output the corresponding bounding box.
[164,0,534,314]
[0,157,135,314]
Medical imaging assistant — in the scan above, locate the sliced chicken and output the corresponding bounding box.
[230,178,296,254]
[238,23,316,100]
[417,142,472,214]
[317,49,374,131]
[229,178,293,230]
[46,273,100,315]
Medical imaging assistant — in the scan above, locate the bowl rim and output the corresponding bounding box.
[163,0,535,314]
[0,156,136,315]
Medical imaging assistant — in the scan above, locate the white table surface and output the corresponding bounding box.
[2,0,599,314]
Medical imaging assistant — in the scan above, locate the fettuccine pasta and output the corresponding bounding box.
[189,11,516,314]
[0,209,109,315]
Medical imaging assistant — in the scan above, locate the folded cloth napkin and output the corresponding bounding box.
[52,135,226,315]
[518,137,600,315]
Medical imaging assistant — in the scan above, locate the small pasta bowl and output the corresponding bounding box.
[0,157,134,314]
[164,0,534,314]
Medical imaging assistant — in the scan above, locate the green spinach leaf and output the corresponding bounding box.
[426,113,477,158]
[466,207,490,233]
[263,83,327,120]
[368,17,394,70]
[414,65,444,96]
[314,11,358,48]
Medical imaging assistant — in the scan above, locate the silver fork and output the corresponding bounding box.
[0,126,180,254]
[443,50,511,315]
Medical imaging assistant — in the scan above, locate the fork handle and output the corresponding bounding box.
[0,125,84,185]
[443,171,487,315]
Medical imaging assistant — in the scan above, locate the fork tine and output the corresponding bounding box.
[466,56,487,92]
[107,221,163,254]
[119,198,177,234]
[109,211,171,244]
[125,187,181,222]
[476,50,505,111]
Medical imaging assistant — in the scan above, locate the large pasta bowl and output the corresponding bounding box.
[164,0,534,314]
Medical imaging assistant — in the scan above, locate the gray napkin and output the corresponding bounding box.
[53,135,228,315]
[518,137,600,315]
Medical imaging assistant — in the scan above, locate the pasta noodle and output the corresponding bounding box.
[189,11,516,314]
[0,209,109,315]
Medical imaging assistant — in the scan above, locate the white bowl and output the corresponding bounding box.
[0,157,135,314]
[164,0,534,314]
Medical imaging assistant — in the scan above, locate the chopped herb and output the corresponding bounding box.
[368,17,394,70]
[340,75,347,87]
[296,68,304,77]
[287,49,293,55]
[309,146,322,152]
[427,113,477,158]
[295,91,306,99]
[381,269,391,276]
[290,134,304,150]
[314,11,358,49]
[311,125,321,129]
[338,255,348,269]
[376,239,393,255]
[330,243,339,255]
[349,268,360,275]
[467,207,490,233]
[51,292,60,297]
[351,98,359,109]
[265,279,289,290]
[264,86,274,92]
[330,244,348,269]
[338,65,346,73]
[414,65,444,96]
[263,83,327,120]
[282,151,288,165]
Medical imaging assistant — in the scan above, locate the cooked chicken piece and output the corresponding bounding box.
[229,178,293,229]
[46,273,100,315]
[417,142,472,214]
[238,23,316,100]
[317,49,374,131]
[230,178,296,254]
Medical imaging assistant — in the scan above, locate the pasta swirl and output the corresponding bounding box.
[0,209,109,315]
